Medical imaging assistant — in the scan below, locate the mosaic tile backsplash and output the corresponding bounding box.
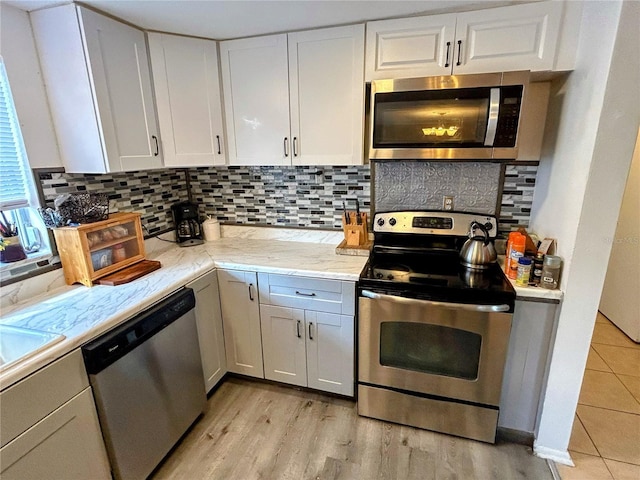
[189,166,371,229]
[35,162,536,238]
[37,169,189,235]
[498,164,538,237]
[374,161,502,214]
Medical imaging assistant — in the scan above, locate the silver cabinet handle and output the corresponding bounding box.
[295,290,316,297]
[296,320,301,338]
[456,39,462,66]
[360,290,510,313]
[248,283,254,301]
[308,322,314,340]
[283,137,289,157]
[293,137,298,157]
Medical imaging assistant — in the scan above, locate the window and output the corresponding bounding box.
[0,56,51,279]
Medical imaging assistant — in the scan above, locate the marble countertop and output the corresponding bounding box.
[0,227,367,390]
[0,226,562,390]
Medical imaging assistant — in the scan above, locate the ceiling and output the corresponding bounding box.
[5,0,521,40]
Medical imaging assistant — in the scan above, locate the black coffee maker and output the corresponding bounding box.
[171,202,204,247]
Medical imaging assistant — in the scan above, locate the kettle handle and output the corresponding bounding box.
[470,221,490,245]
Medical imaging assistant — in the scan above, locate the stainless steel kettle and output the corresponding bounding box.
[459,221,497,270]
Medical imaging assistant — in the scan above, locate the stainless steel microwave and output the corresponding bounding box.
[369,71,530,160]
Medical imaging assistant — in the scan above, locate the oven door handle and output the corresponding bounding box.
[360,290,510,312]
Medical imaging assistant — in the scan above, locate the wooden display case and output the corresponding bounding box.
[53,212,146,287]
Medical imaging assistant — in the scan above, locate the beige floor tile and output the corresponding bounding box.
[592,323,640,349]
[558,452,614,480]
[587,347,614,373]
[597,312,611,325]
[592,344,640,377]
[569,414,600,456]
[618,375,640,404]
[604,459,640,480]
[577,405,640,465]
[579,370,640,414]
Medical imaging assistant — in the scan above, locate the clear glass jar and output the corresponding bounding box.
[541,255,562,289]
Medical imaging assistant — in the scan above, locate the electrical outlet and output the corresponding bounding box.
[443,196,454,211]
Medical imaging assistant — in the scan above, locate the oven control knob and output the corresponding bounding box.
[376,272,384,279]
[484,222,493,231]
[389,217,397,226]
[377,218,385,227]
[387,274,394,280]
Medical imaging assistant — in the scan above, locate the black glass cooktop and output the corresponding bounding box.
[359,248,516,308]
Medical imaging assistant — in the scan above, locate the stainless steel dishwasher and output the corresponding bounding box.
[82,288,206,480]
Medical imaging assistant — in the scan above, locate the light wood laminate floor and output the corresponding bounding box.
[152,377,553,480]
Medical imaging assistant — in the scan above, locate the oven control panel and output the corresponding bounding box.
[373,211,497,237]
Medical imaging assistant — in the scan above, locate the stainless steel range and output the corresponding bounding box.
[357,211,515,443]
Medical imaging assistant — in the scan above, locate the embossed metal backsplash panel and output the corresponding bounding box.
[37,170,189,235]
[189,166,371,229]
[374,162,502,214]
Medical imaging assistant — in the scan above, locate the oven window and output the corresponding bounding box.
[379,322,481,380]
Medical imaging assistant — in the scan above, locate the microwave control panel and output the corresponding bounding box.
[494,85,524,147]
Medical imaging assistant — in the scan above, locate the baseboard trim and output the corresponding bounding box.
[547,459,562,480]
[533,444,574,466]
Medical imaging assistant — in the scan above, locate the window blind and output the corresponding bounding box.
[0,58,33,210]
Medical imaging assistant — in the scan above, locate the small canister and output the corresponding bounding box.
[202,216,221,241]
[532,252,545,285]
[516,257,532,286]
[541,255,562,289]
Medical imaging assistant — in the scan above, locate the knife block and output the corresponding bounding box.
[342,213,368,246]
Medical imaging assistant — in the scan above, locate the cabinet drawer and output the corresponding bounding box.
[258,273,355,315]
[0,350,88,447]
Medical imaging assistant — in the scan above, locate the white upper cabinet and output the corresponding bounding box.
[31,5,162,173]
[366,14,457,80]
[365,1,564,80]
[148,33,226,167]
[220,35,291,166]
[221,25,365,166]
[288,25,364,166]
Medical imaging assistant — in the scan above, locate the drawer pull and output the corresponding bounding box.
[295,291,316,297]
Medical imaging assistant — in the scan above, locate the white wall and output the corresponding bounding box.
[530,0,640,463]
[0,3,62,169]
[599,129,640,341]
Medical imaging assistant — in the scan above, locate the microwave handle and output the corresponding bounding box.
[484,88,501,146]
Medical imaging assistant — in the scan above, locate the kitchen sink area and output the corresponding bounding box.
[0,325,65,373]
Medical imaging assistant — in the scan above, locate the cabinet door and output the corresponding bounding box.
[305,311,354,396]
[217,269,264,378]
[365,14,457,80]
[188,271,227,393]
[220,35,290,165]
[454,1,562,74]
[288,25,365,165]
[79,6,162,172]
[149,33,226,167]
[260,305,307,387]
[0,388,111,480]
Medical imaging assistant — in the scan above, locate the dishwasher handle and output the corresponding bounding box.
[82,288,196,375]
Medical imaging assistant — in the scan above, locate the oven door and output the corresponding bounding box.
[358,290,512,407]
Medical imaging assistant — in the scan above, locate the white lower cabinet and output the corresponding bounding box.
[217,269,264,378]
[0,350,110,479]
[260,305,354,397]
[188,270,227,392]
